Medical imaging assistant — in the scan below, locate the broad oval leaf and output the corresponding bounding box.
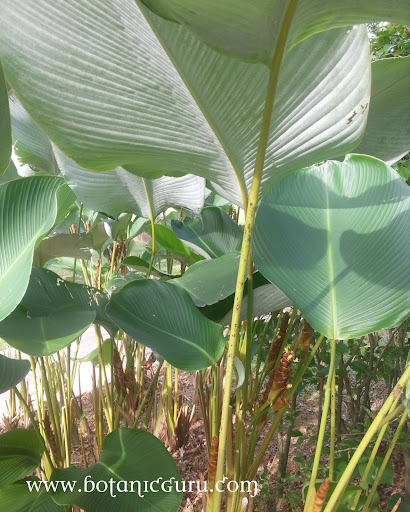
[0,160,19,185]
[0,267,115,356]
[354,56,410,165]
[106,280,225,370]
[34,233,93,266]
[0,307,94,357]
[0,479,63,512]
[0,176,69,322]
[171,207,243,259]
[141,0,410,62]
[253,155,410,339]
[220,283,292,326]
[123,256,173,280]
[0,354,30,394]
[0,429,43,486]
[55,148,205,219]
[9,92,54,174]
[0,62,11,175]
[173,251,241,306]
[0,1,371,205]
[50,428,182,512]
[145,224,203,265]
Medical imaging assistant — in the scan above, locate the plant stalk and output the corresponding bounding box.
[305,338,336,512]
[323,363,410,512]
[211,3,298,509]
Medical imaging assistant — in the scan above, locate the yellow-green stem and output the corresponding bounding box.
[245,407,287,481]
[352,395,401,509]
[329,356,336,481]
[362,411,407,512]
[143,178,155,277]
[305,338,336,512]
[13,386,54,474]
[94,326,113,431]
[323,363,410,512]
[211,3,298,509]
[133,360,164,428]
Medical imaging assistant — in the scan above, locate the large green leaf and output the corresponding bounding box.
[0,62,11,175]
[0,160,19,185]
[0,176,69,322]
[106,280,225,370]
[141,0,410,62]
[55,148,205,219]
[171,207,243,258]
[0,354,30,394]
[173,251,241,306]
[253,155,410,339]
[0,267,115,356]
[220,283,292,326]
[34,233,93,266]
[50,428,182,512]
[145,224,203,265]
[123,256,173,280]
[354,56,410,165]
[9,92,54,174]
[0,429,43,486]
[0,1,371,205]
[0,479,64,512]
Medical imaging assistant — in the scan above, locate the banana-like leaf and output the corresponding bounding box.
[0,1,371,205]
[0,268,115,356]
[106,273,144,295]
[34,233,93,266]
[0,62,11,175]
[145,224,203,265]
[0,176,70,322]
[0,479,64,512]
[9,92,54,174]
[253,155,410,339]
[0,429,43,486]
[173,251,241,306]
[106,280,225,370]
[123,256,174,280]
[55,148,205,219]
[79,339,112,367]
[141,0,410,62]
[0,160,19,184]
[171,207,243,259]
[0,354,30,394]
[50,428,182,512]
[220,283,292,326]
[354,56,410,165]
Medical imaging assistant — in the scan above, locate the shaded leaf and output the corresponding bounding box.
[55,147,205,219]
[0,354,30,394]
[0,429,43,486]
[50,428,182,512]
[0,2,371,204]
[253,155,410,339]
[0,62,12,174]
[0,176,69,322]
[106,280,225,370]
[0,267,115,356]
[171,207,242,258]
[9,92,54,174]
[0,478,64,512]
[172,251,241,306]
[354,56,410,164]
[141,0,410,62]
[145,224,203,264]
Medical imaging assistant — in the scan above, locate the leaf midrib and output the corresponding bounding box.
[325,172,337,339]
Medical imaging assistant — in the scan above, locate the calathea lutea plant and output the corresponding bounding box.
[0,0,409,511]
